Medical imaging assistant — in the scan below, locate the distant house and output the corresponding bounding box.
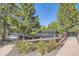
[69,31,77,36]
[35,29,58,38]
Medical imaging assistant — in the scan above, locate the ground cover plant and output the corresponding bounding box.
[15,40,36,54]
[14,40,58,55]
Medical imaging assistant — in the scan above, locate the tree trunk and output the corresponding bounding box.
[62,31,69,39]
[77,32,79,43]
[2,19,6,41]
[63,28,69,38]
[23,34,25,42]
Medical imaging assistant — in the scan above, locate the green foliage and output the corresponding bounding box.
[41,26,47,31]
[57,4,79,32]
[47,21,64,34]
[47,40,58,52]
[30,16,41,37]
[0,4,41,40]
[15,39,58,55]
[31,29,38,37]
[57,28,64,34]
[8,4,40,39]
[48,21,58,31]
[15,41,36,54]
[37,40,48,55]
[0,4,17,40]
[37,40,58,55]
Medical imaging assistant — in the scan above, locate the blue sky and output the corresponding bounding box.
[34,3,79,27]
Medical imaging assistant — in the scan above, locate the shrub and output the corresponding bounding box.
[47,40,58,52]
[15,40,36,54]
[36,40,48,55]
[15,40,58,55]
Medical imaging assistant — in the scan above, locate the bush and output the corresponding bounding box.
[15,40,58,55]
[36,40,48,55]
[36,40,58,55]
[15,40,36,54]
[47,40,58,52]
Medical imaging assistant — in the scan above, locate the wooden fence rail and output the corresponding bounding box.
[58,32,69,47]
[27,37,61,42]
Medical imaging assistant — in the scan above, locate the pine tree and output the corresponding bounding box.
[8,3,40,40]
[0,3,17,40]
[57,3,79,32]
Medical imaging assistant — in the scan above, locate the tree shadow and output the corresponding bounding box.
[0,39,15,48]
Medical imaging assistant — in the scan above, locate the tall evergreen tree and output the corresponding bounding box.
[0,4,17,40]
[57,3,79,33]
[7,4,40,40]
[0,3,40,41]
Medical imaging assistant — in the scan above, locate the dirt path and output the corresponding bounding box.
[0,44,14,56]
[56,37,79,56]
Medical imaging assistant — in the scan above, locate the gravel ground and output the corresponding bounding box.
[0,40,15,50]
[0,41,9,49]
[6,47,60,56]
[0,46,2,48]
